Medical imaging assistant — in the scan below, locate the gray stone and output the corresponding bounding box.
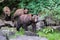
[0,36,6,40]
[35,16,45,30]
[4,20,14,27]
[51,26,60,30]
[10,36,48,40]
[28,25,32,31]
[45,17,56,26]
[0,19,5,27]
[0,30,8,40]
[36,21,44,30]
[24,31,39,36]
[1,27,16,37]
[40,37,48,40]
[0,0,4,3]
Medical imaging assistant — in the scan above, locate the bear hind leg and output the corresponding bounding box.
[16,21,21,31]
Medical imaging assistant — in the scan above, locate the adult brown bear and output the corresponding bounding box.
[3,6,11,21]
[15,14,38,32]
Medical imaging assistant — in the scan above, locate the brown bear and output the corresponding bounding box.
[15,14,38,32]
[24,9,28,14]
[3,6,11,21]
[13,8,28,18]
[12,8,28,21]
[13,9,24,18]
[12,9,24,22]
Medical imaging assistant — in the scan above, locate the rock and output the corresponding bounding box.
[0,30,4,36]
[0,36,7,40]
[24,31,39,36]
[28,25,32,31]
[0,27,17,40]
[40,37,48,40]
[1,27,16,37]
[0,19,14,28]
[10,36,48,40]
[36,21,44,30]
[0,30,8,40]
[0,0,4,3]
[45,17,56,26]
[51,26,60,30]
[0,19,5,27]
[4,20,14,27]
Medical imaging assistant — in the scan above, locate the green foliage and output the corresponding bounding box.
[37,31,60,40]
[42,27,54,34]
[37,27,60,40]
[17,0,60,20]
[0,0,60,20]
[15,27,25,36]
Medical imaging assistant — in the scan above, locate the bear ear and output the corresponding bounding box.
[28,14,33,16]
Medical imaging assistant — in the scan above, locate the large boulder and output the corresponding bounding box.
[0,19,14,28]
[28,25,32,31]
[1,27,16,37]
[45,17,56,26]
[0,19,5,28]
[24,31,39,36]
[0,36,7,40]
[44,16,60,26]
[36,21,44,30]
[9,35,48,40]
[4,20,14,27]
[0,27,17,40]
[0,29,8,40]
[51,26,60,30]
[0,0,4,3]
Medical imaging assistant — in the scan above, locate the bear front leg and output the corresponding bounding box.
[23,24,28,31]
[32,23,36,33]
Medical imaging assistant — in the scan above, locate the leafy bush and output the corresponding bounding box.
[0,0,60,20]
[42,27,54,34]
[37,29,60,40]
[17,0,60,20]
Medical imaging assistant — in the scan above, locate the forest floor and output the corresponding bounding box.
[0,27,48,40]
[8,27,60,40]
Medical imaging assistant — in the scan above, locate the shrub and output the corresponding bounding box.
[0,0,60,20]
[42,27,54,34]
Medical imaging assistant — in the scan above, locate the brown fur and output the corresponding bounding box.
[3,6,11,21]
[3,6,11,16]
[15,14,38,32]
[19,14,32,23]
[24,9,28,14]
[14,9,24,17]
